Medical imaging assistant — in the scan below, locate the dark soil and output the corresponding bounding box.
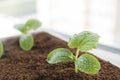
[0,32,120,80]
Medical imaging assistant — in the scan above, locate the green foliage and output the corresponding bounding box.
[47,48,74,64]
[15,24,28,34]
[15,19,41,34]
[47,31,101,74]
[75,53,101,74]
[20,34,34,51]
[15,19,41,51]
[68,31,100,52]
[0,41,4,58]
[25,19,42,30]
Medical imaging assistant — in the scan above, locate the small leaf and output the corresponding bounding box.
[47,48,74,64]
[75,53,101,74]
[15,24,28,34]
[0,41,3,58]
[25,19,41,30]
[68,31,99,52]
[19,34,34,51]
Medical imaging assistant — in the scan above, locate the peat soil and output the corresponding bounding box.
[0,32,120,80]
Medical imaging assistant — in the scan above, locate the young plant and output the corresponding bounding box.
[0,41,4,58]
[15,19,42,51]
[47,31,101,74]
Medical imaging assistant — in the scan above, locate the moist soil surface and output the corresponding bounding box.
[0,32,120,80]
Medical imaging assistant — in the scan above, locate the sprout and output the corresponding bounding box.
[0,41,4,58]
[15,19,42,51]
[47,31,101,74]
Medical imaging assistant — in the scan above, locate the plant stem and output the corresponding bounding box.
[75,48,79,73]
[75,48,79,60]
[75,66,78,73]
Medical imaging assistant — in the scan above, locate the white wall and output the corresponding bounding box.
[0,0,36,17]
[36,0,119,48]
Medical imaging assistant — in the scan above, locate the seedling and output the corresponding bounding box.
[0,41,4,58]
[47,31,101,74]
[15,19,42,51]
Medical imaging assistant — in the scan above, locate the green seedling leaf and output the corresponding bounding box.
[0,41,3,58]
[25,19,41,30]
[68,31,100,52]
[47,31,101,74]
[75,53,101,74]
[47,48,74,64]
[20,34,34,51]
[15,19,42,51]
[15,24,28,34]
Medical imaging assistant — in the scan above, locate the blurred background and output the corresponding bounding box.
[0,0,120,50]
